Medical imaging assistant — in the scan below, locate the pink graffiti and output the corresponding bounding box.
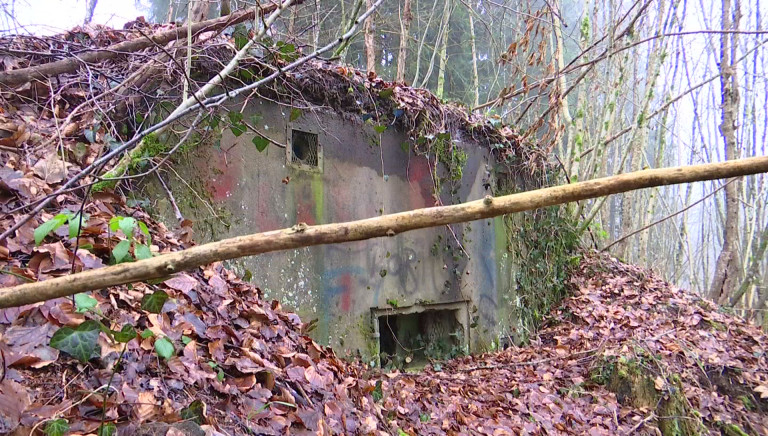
[207,150,239,202]
[407,156,433,208]
[295,201,317,225]
[340,273,352,312]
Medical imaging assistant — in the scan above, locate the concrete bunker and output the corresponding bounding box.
[372,301,470,367]
[142,61,553,363]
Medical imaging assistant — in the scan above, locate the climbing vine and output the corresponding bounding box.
[498,176,582,343]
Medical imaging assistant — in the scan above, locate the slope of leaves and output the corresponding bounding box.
[0,198,387,434]
[371,253,768,435]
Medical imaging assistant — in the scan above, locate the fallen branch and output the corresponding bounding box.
[1,155,767,308]
[0,2,299,88]
[0,0,384,243]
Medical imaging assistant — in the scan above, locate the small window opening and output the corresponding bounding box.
[291,129,318,167]
[378,309,463,368]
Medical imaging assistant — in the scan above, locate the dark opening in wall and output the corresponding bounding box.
[291,129,319,167]
[377,309,464,367]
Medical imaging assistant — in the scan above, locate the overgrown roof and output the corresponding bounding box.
[0,21,545,176]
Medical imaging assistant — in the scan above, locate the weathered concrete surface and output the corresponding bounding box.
[145,98,519,360]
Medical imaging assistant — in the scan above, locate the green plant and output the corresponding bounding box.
[34,211,89,245]
[47,283,176,433]
[154,337,175,359]
[108,216,153,263]
[503,202,581,342]
[43,419,69,436]
[97,422,116,436]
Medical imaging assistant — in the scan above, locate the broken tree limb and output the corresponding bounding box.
[1,155,767,309]
[0,0,383,243]
[0,2,299,89]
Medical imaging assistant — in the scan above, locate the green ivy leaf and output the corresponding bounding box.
[180,400,206,424]
[378,88,394,99]
[141,290,169,313]
[181,335,192,345]
[140,329,154,339]
[154,337,175,359]
[207,114,221,130]
[34,214,68,245]
[50,320,101,362]
[230,123,246,137]
[138,221,150,239]
[118,217,136,239]
[67,212,88,240]
[96,422,116,436]
[371,380,383,402]
[278,41,296,54]
[43,418,69,436]
[84,128,96,144]
[112,240,132,264]
[217,369,225,381]
[228,111,243,124]
[290,108,302,122]
[252,136,269,152]
[232,25,249,50]
[239,68,255,81]
[135,244,152,260]
[373,125,387,134]
[74,293,98,313]
[108,216,120,233]
[397,430,409,436]
[234,34,248,50]
[113,324,137,343]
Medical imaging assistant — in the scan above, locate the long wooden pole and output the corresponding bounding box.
[1,155,767,308]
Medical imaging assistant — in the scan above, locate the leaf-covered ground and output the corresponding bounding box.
[374,254,768,435]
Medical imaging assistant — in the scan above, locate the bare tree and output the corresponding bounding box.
[365,0,376,72]
[710,0,743,303]
[396,0,412,82]
[84,0,98,24]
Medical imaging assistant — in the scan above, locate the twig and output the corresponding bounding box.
[0,269,34,282]
[0,0,386,243]
[157,172,184,223]
[602,180,732,252]
[459,346,600,372]
[627,412,656,434]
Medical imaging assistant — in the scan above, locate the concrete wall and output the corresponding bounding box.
[147,99,518,360]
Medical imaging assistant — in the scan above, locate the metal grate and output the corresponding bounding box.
[291,130,318,167]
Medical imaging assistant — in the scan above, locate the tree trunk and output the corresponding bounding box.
[710,0,742,303]
[364,0,376,73]
[189,0,208,22]
[729,221,768,307]
[436,0,451,99]
[83,0,98,24]
[2,155,767,308]
[468,10,479,107]
[396,0,412,82]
